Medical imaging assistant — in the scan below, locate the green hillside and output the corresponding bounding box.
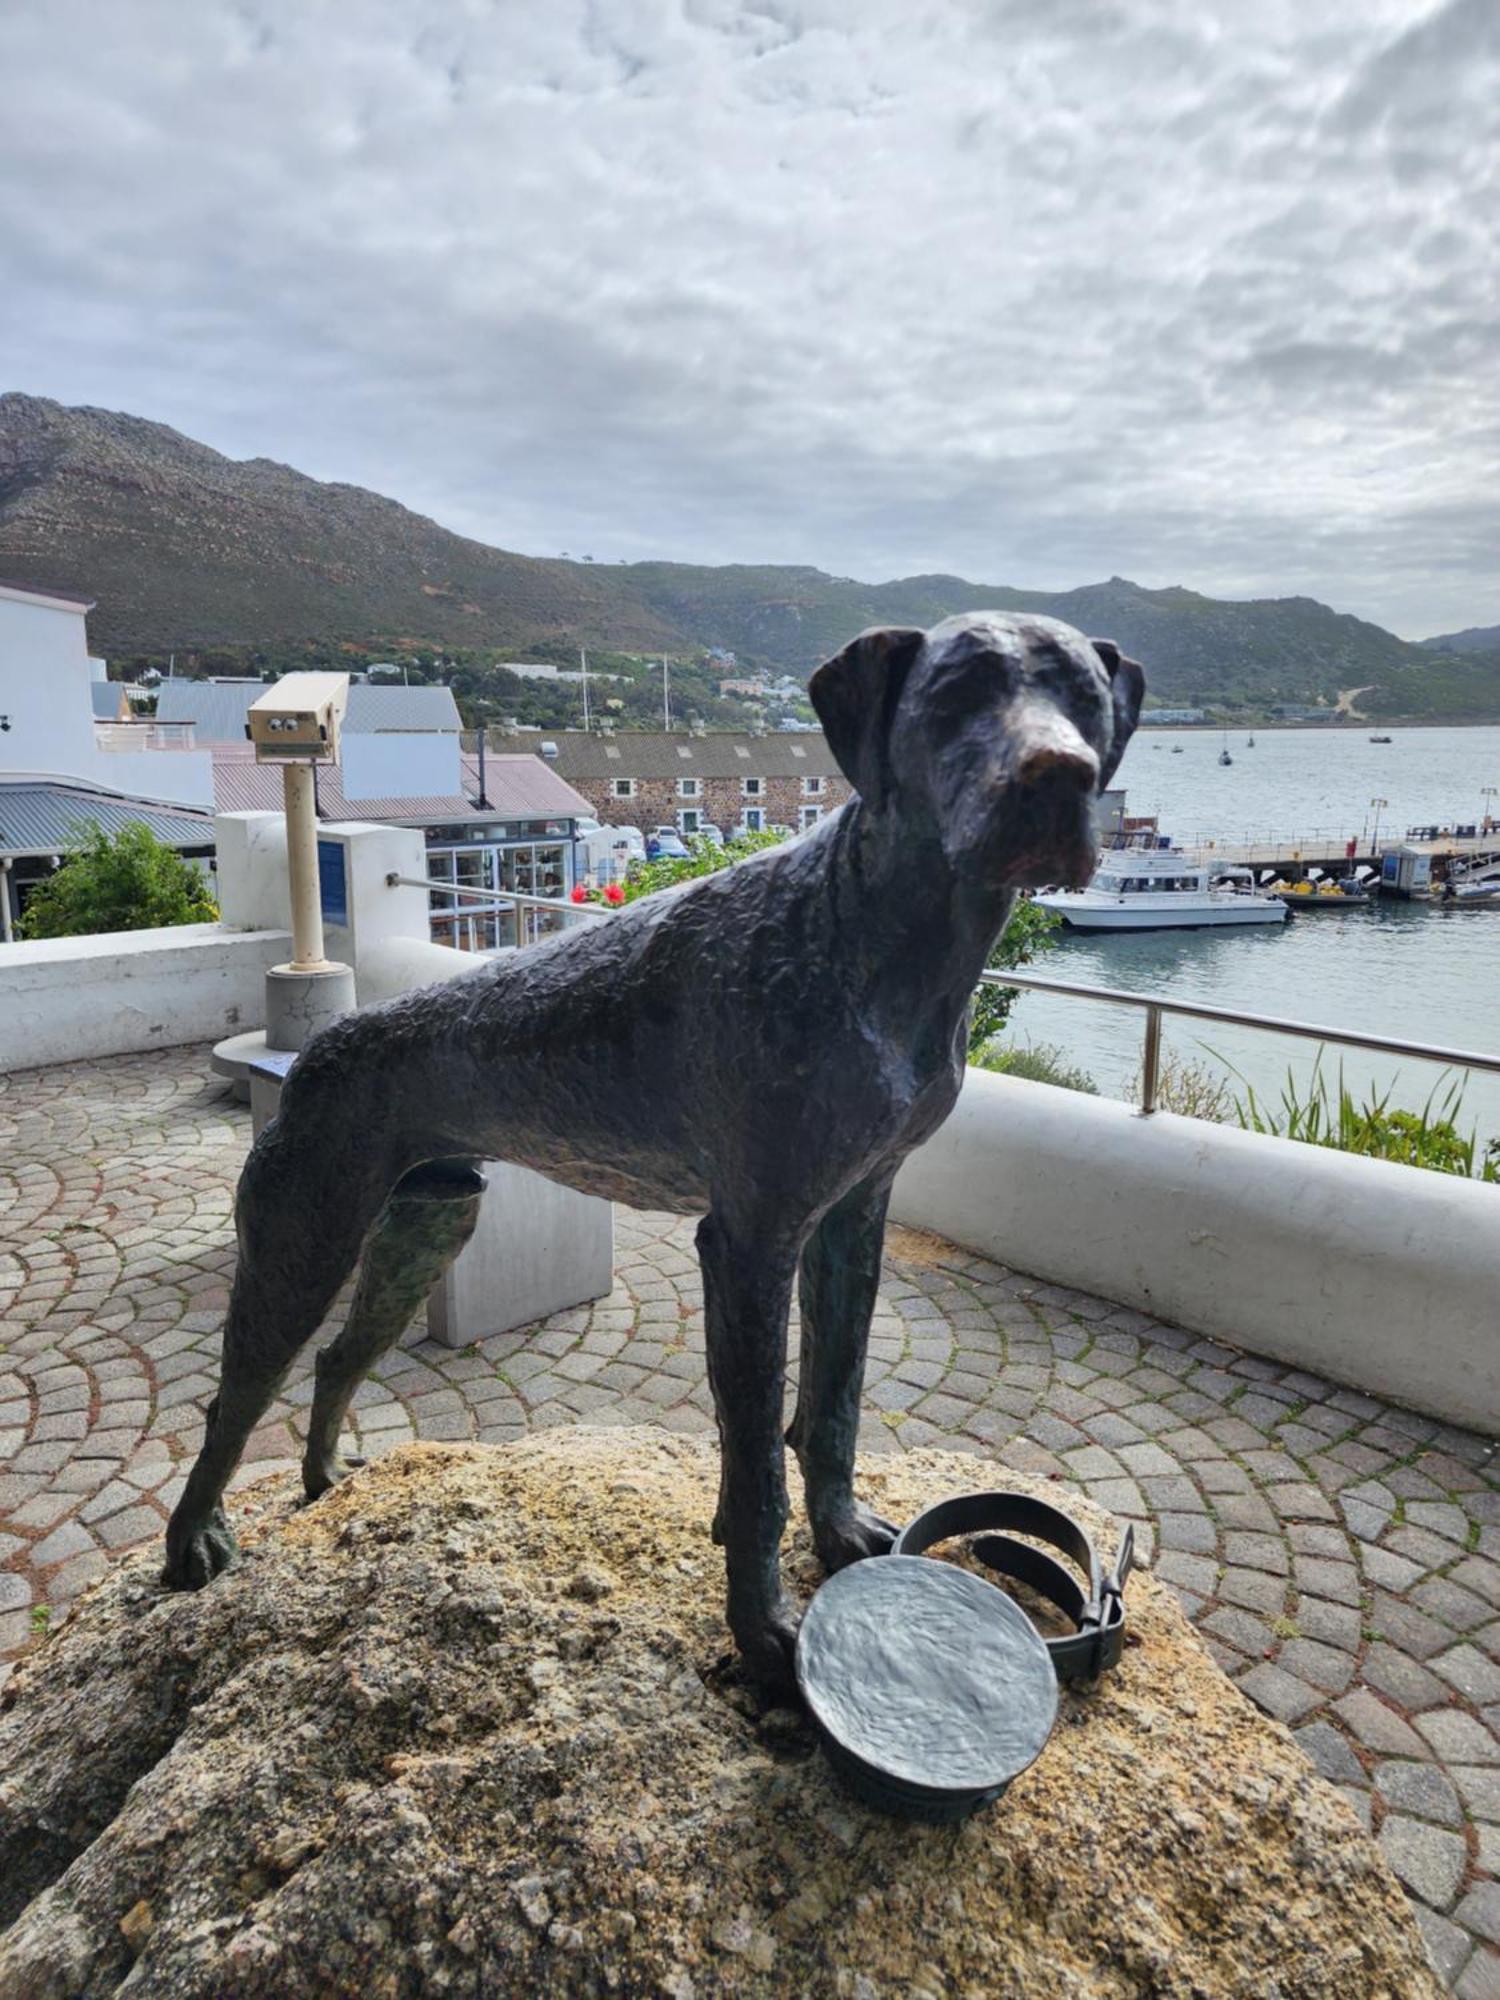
[2,392,1495,721]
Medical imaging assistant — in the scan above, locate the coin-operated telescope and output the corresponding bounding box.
[247,674,354,1046]
[246,673,348,768]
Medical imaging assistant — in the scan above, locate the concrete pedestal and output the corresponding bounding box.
[234,1063,614,1349]
[247,1048,298,1139]
[265,962,355,1052]
[427,1163,614,1348]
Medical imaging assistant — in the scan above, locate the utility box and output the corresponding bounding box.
[247,673,349,763]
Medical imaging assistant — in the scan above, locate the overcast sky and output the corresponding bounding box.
[1,0,1495,637]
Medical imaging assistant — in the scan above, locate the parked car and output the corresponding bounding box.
[646,827,691,861]
[574,821,645,885]
[690,824,724,849]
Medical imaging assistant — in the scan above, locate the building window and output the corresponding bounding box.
[611,778,636,799]
[742,776,763,798]
[677,777,700,798]
[803,776,824,797]
[800,805,822,830]
[678,808,700,834]
[742,806,766,833]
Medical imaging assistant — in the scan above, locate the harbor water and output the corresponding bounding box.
[1009,725,1500,1148]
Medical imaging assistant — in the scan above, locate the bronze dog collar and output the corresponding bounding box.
[891,1492,1135,1682]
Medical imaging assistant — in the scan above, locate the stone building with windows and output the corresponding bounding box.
[534,730,851,838]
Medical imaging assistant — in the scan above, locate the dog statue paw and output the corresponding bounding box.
[302,1450,368,1501]
[733,1598,802,1694]
[161,1508,239,1591]
[813,1501,900,1573]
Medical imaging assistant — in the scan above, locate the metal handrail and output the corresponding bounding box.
[389,869,1499,1115]
[386,872,613,920]
[979,967,1500,1114]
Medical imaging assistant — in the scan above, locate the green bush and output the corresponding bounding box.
[973,1040,1098,1093]
[620,829,786,902]
[967,898,1061,1058]
[18,822,218,940]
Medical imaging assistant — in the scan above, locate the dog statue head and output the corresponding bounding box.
[810,612,1144,889]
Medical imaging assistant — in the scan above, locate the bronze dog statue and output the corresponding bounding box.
[165,612,1143,1685]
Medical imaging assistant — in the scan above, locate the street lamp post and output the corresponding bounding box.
[1370,797,1388,859]
[1481,785,1497,832]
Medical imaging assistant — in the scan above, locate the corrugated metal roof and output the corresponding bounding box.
[535,730,841,781]
[458,753,594,820]
[211,747,588,826]
[0,782,214,859]
[157,679,461,744]
[89,683,129,720]
[346,684,462,733]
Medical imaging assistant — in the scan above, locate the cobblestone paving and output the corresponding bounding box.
[4,1045,1500,1989]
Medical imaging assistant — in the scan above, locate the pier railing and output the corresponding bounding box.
[1125,826,1499,865]
[981,968,1500,1115]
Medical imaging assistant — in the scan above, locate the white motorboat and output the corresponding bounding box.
[1035,849,1288,931]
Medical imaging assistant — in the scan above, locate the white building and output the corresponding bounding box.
[156,678,464,801]
[0,580,214,809]
[0,581,217,941]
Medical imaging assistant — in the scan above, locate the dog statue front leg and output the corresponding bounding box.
[696,1208,799,1691]
[788,1170,899,1572]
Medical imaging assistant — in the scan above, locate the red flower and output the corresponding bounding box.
[570,884,588,904]
[603,883,624,906]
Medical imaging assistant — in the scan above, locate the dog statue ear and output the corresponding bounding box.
[810,626,925,808]
[1091,636,1146,790]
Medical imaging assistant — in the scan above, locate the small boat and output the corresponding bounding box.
[1439,870,1500,907]
[1036,851,1287,931]
[1270,877,1371,912]
[1369,734,1393,744]
[1246,734,1256,747]
[1218,748,1233,766]
[1171,745,1184,754]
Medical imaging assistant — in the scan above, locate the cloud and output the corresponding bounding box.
[0,0,1494,635]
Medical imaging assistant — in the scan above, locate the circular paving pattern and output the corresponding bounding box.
[3,1044,1500,1991]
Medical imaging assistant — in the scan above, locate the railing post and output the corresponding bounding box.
[1140,1003,1163,1115]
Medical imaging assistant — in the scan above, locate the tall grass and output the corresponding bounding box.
[1222,1050,1499,1182]
[1131,1052,1237,1122]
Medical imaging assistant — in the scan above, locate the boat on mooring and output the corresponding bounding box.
[1269,876,1371,912]
[1036,850,1288,931]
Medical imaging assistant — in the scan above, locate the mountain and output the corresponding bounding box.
[1420,625,1500,656]
[2,392,1496,720]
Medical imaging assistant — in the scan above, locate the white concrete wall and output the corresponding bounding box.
[0,589,213,809]
[214,812,293,931]
[318,822,430,966]
[892,1068,1500,1435]
[0,923,291,1071]
[215,814,430,970]
[356,935,489,1004]
[0,590,98,777]
[91,745,215,810]
[340,731,458,801]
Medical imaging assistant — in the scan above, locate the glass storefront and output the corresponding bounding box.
[422,819,574,951]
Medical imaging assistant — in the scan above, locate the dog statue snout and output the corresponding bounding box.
[1014,710,1100,791]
